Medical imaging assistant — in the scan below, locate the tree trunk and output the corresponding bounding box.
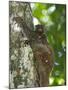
[9,1,38,88]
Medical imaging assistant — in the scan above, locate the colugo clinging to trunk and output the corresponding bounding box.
[32,24,54,87]
[12,16,54,86]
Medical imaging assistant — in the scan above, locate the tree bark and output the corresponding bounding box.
[9,1,37,88]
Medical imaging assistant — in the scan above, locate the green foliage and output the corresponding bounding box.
[31,3,66,86]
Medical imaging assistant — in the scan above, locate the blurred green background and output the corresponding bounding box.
[31,3,66,86]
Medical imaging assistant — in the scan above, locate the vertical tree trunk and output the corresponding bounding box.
[9,1,37,88]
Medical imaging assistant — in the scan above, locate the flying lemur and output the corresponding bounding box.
[32,24,54,87]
